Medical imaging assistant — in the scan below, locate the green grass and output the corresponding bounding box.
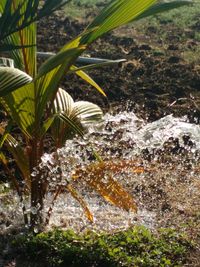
[149,1,200,29]
[131,1,200,36]
[63,0,108,19]
[71,0,107,7]
[146,2,200,37]
[64,0,200,28]
[12,226,194,267]
[131,1,200,63]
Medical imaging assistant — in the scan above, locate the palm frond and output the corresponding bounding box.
[1,81,35,138]
[71,66,106,97]
[0,66,32,96]
[67,184,93,222]
[51,89,103,147]
[72,101,103,125]
[81,0,156,44]
[135,0,192,21]
[73,160,139,213]
[0,125,30,186]
[0,0,69,40]
[35,46,85,124]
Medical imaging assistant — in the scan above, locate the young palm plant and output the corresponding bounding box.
[0,0,191,229]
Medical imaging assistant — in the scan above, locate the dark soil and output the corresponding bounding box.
[37,12,200,123]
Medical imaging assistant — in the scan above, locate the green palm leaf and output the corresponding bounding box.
[2,0,37,76]
[34,0,160,126]
[58,113,84,139]
[53,88,74,115]
[0,0,68,40]
[0,42,34,55]
[72,101,103,125]
[0,125,30,186]
[70,59,125,73]
[70,65,106,97]
[0,66,32,96]
[35,46,85,124]
[81,0,156,44]
[39,0,157,76]
[0,65,34,138]
[135,0,192,21]
[51,88,103,147]
[13,22,36,76]
[1,82,35,138]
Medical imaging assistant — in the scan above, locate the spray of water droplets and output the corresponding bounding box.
[1,112,200,233]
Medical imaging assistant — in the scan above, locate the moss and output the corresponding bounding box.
[12,226,193,267]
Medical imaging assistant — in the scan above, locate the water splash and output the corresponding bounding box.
[1,112,200,233]
[90,112,200,152]
[136,114,200,150]
[41,112,200,231]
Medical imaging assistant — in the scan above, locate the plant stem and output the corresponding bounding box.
[45,186,62,226]
[29,138,44,230]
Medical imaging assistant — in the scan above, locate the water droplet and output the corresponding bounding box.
[34,226,39,233]
[31,207,37,215]
[31,171,37,177]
